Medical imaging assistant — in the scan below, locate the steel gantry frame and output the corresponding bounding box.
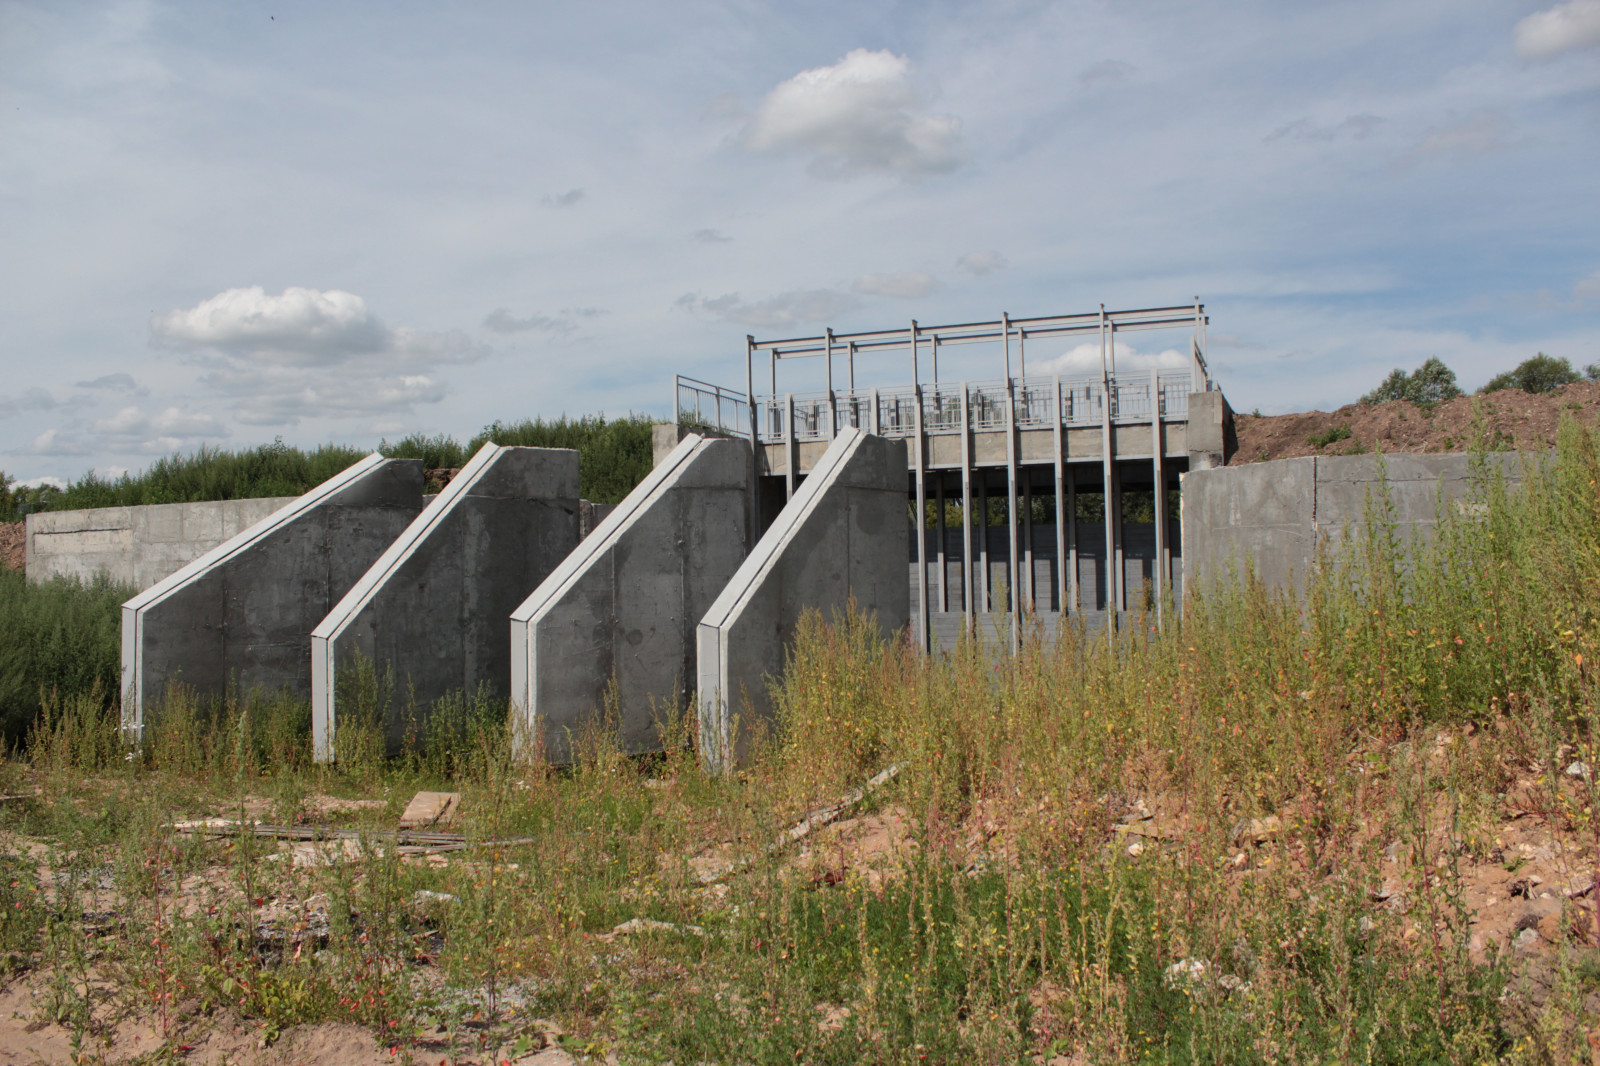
[672,302,1212,652]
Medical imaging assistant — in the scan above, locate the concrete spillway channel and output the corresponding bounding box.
[311,444,579,761]
[509,433,751,761]
[697,426,910,771]
[120,454,425,739]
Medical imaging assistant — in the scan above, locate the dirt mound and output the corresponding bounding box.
[1230,380,1600,465]
[0,521,22,573]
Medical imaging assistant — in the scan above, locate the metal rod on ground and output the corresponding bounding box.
[1151,366,1166,627]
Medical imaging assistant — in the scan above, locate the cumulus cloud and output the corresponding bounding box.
[75,372,145,393]
[739,49,967,179]
[1266,113,1384,143]
[151,286,484,426]
[16,475,67,490]
[1034,341,1191,379]
[1515,0,1600,57]
[956,251,1007,276]
[677,289,863,329]
[92,405,229,442]
[852,271,942,299]
[544,188,585,207]
[27,429,92,457]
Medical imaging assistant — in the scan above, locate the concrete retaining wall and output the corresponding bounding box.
[311,443,579,761]
[120,455,424,732]
[511,434,750,759]
[28,497,300,590]
[1181,452,1525,594]
[697,427,909,770]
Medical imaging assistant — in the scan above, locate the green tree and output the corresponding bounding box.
[1479,353,1579,395]
[1359,357,1462,407]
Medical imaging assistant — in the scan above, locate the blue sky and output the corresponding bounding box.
[3,0,1598,483]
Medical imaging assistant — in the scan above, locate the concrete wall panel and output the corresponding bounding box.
[512,434,750,760]
[120,456,423,732]
[29,497,300,590]
[697,428,909,770]
[311,444,579,760]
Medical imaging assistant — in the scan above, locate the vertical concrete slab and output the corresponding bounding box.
[511,434,750,760]
[1180,457,1316,593]
[120,455,424,735]
[311,444,579,761]
[697,427,909,771]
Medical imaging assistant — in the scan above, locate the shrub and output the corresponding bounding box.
[472,415,657,504]
[1308,424,1352,448]
[0,569,128,743]
[1480,353,1579,395]
[1360,356,1462,406]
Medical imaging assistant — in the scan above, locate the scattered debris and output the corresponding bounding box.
[400,790,461,829]
[413,889,459,906]
[604,917,706,939]
[695,764,903,885]
[1565,760,1592,779]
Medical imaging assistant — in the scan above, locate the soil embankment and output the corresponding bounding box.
[0,521,22,573]
[1230,380,1600,464]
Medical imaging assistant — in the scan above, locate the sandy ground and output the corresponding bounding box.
[1231,380,1600,465]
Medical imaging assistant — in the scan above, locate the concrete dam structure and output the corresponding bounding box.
[676,302,1231,649]
[106,299,1265,766]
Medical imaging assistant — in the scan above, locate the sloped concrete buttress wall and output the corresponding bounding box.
[511,434,750,760]
[311,444,579,761]
[120,455,424,734]
[696,428,909,771]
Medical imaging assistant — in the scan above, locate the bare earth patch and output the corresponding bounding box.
[1231,380,1600,465]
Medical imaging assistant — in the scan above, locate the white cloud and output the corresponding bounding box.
[956,251,1007,276]
[677,289,863,329]
[91,405,230,448]
[27,429,92,457]
[1033,341,1192,380]
[852,271,942,299]
[1515,0,1600,58]
[1575,269,1600,303]
[739,49,967,179]
[16,475,67,491]
[544,188,585,208]
[150,286,484,426]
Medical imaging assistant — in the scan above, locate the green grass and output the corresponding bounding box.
[0,569,128,744]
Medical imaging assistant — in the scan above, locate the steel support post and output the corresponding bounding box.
[1150,368,1167,627]
[784,392,796,501]
[1005,376,1020,654]
[914,384,930,653]
[961,382,974,633]
[746,335,759,546]
[936,473,947,614]
[1053,375,1067,616]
